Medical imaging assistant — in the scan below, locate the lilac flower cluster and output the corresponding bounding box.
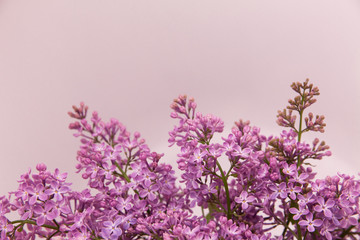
[0,79,359,239]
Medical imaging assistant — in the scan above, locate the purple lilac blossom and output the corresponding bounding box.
[0,80,359,239]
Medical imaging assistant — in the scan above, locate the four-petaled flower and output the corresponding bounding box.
[102,216,123,240]
[235,191,256,210]
[289,206,309,220]
[314,197,335,218]
[299,213,323,232]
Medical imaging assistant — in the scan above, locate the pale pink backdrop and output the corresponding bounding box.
[0,0,359,196]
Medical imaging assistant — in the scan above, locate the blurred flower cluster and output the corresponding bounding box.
[1,80,359,239]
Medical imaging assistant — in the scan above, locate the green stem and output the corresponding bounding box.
[114,162,131,183]
[298,109,303,143]
[215,160,231,219]
[297,94,305,168]
[282,219,290,237]
[225,163,236,179]
[11,220,58,230]
[297,223,302,240]
[201,206,205,218]
[340,225,355,238]
[114,161,140,196]
[303,230,308,239]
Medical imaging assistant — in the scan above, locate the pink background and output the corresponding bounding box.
[0,0,359,195]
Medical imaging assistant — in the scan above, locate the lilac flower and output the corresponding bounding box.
[3,83,360,239]
[287,183,302,200]
[101,216,123,240]
[53,168,68,182]
[70,207,94,231]
[33,201,57,226]
[139,181,160,201]
[141,170,157,186]
[339,207,358,228]
[50,200,71,218]
[44,181,70,202]
[341,188,360,204]
[86,164,100,179]
[235,191,256,210]
[298,193,315,207]
[0,216,14,239]
[289,171,308,184]
[269,182,287,199]
[183,225,200,238]
[223,141,235,153]
[122,215,136,230]
[311,180,325,193]
[320,221,336,240]
[27,183,48,205]
[15,185,30,201]
[191,148,207,164]
[71,226,92,239]
[314,197,335,218]
[232,145,251,159]
[182,172,200,189]
[201,183,217,195]
[298,213,323,232]
[224,222,242,236]
[116,196,133,212]
[289,206,309,220]
[282,163,297,176]
[98,162,116,180]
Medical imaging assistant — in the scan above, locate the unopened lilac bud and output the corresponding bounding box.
[189,101,197,109]
[170,103,178,111]
[208,220,216,229]
[163,233,171,240]
[170,112,178,118]
[36,163,47,172]
[134,132,141,138]
[179,94,187,102]
[110,200,117,208]
[72,105,79,113]
[326,176,332,184]
[139,152,147,161]
[178,162,186,170]
[68,112,79,118]
[68,122,81,129]
[269,157,277,168]
[270,172,279,181]
[59,225,68,232]
[332,176,340,184]
[136,224,147,232]
[173,226,182,235]
[179,106,186,113]
[245,230,252,238]
[151,162,158,169]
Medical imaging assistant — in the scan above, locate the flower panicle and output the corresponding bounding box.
[1,79,359,240]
